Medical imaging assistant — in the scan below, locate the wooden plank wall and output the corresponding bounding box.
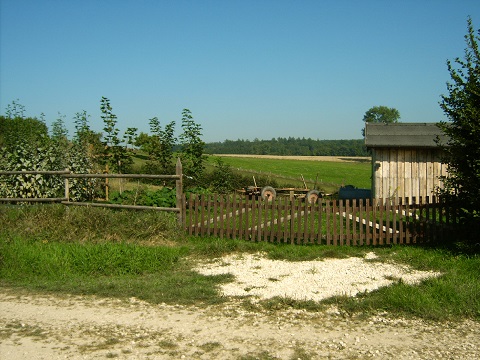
[373,148,447,200]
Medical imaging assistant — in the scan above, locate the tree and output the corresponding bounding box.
[4,99,26,119]
[159,120,176,173]
[437,17,480,246]
[179,109,205,181]
[100,97,132,173]
[73,110,103,163]
[362,106,400,136]
[137,117,176,175]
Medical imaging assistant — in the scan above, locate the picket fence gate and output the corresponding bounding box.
[186,194,457,246]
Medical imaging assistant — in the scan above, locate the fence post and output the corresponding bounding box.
[64,168,70,201]
[176,158,184,226]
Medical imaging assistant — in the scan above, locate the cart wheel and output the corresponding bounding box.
[261,186,276,201]
[306,190,321,203]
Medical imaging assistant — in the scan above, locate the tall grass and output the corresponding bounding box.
[1,204,479,320]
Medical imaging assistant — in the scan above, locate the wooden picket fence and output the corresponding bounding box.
[186,194,459,246]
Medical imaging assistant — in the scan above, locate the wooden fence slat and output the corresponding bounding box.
[317,201,323,245]
[351,199,357,246]
[345,199,351,246]
[256,198,262,241]
[250,196,256,242]
[268,201,275,242]
[282,197,288,243]
[357,199,363,246]
[309,202,315,244]
[325,201,331,245]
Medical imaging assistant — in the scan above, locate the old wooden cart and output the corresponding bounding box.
[238,176,324,203]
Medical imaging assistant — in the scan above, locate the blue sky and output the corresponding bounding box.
[1,0,479,143]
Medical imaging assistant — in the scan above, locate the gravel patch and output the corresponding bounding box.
[194,252,442,302]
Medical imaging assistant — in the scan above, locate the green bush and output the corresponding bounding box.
[110,187,176,208]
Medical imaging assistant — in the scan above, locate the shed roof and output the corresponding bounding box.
[365,123,448,148]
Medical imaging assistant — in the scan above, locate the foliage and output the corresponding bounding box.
[204,138,369,156]
[203,158,239,194]
[179,109,205,182]
[110,187,176,208]
[137,117,177,175]
[437,17,480,247]
[64,144,102,201]
[100,97,135,173]
[0,139,100,201]
[0,115,49,149]
[4,99,26,119]
[361,105,400,136]
[51,113,69,145]
[0,102,100,201]
[73,110,103,162]
[0,141,64,199]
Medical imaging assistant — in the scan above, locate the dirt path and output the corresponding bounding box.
[213,154,371,162]
[1,290,479,360]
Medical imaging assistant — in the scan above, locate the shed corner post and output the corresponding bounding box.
[176,158,184,226]
[371,149,376,199]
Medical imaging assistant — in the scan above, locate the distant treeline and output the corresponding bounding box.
[204,138,369,156]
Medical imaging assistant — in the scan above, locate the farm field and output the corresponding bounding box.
[207,154,372,194]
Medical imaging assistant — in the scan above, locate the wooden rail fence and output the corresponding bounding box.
[1,163,468,245]
[186,194,458,245]
[0,159,185,225]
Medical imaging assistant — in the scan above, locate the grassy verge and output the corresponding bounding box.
[1,204,478,321]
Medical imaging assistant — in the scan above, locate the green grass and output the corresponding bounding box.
[1,204,478,321]
[205,155,371,193]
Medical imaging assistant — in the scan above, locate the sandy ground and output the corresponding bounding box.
[1,253,479,360]
[212,154,371,162]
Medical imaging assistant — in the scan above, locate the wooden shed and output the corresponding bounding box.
[365,123,449,200]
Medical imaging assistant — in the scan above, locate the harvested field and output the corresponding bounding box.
[213,154,371,163]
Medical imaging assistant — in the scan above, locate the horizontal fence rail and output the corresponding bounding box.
[186,194,458,246]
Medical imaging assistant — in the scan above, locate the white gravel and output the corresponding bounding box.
[194,252,441,302]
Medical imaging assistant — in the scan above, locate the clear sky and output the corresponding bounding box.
[1,0,479,143]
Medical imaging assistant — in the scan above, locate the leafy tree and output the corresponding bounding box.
[72,110,103,164]
[1,100,48,148]
[179,109,205,181]
[100,97,132,173]
[51,113,69,151]
[138,117,176,175]
[159,120,176,173]
[4,99,26,119]
[206,158,237,194]
[123,127,138,150]
[362,105,400,136]
[437,17,480,246]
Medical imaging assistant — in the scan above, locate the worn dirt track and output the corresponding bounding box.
[212,154,371,162]
[1,290,479,360]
